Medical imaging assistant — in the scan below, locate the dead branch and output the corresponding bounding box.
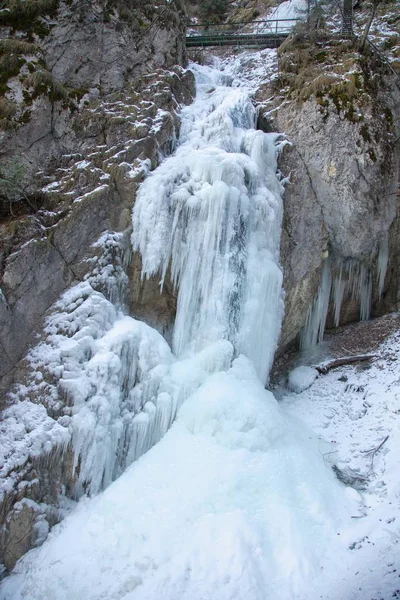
[361,435,389,457]
[315,354,376,375]
[361,434,389,473]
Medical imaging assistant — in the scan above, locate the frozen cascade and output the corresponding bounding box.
[6,282,232,497]
[132,70,286,385]
[1,56,357,600]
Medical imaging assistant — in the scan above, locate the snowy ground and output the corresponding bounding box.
[280,323,400,600]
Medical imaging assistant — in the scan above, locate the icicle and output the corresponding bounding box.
[358,263,372,321]
[332,262,345,327]
[377,233,389,298]
[300,258,332,351]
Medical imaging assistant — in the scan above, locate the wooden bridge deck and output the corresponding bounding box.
[186,19,299,49]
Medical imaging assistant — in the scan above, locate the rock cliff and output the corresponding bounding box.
[0,0,194,571]
[255,34,400,352]
[0,0,191,394]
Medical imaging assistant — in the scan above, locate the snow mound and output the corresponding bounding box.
[288,366,319,393]
[1,358,354,600]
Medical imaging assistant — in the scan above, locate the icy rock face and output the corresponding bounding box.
[0,279,233,568]
[133,65,287,385]
[263,80,400,351]
[301,250,390,351]
[3,282,233,500]
[0,61,195,569]
[0,66,195,396]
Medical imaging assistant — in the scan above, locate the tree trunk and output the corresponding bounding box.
[359,0,380,51]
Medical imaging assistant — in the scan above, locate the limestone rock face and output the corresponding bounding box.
[276,98,397,260]
[0,66,195,398]
[0,0,187,174]
[40,1,186,94]
[258,70,400,352]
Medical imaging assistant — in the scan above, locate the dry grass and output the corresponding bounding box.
[276,33,364,104]
[0,38,38,55]
[25,69,69,101]
[0,97,16,119]
[226,0,275,25]
[1,0,58,19]
[0,53,23,75]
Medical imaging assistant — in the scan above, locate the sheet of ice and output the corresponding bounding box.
[288,366,318,393]
[132,62,286,385]
[1,357,354,600]
[253,0,307,33]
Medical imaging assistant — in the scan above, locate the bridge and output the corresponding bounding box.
[186,19,300,49]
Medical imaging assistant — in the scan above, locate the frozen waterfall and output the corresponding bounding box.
[132,71,286,384]
[0,54,356,600]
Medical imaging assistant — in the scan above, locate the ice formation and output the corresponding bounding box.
[0,56,356,600]
[132,67,286,384]
[3,282,232,498]
[301,244,388,351]
[1,356,353,600]
[377,233,389,298]
[301,258,332,350]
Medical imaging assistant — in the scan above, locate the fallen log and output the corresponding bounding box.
[315,354,376,375]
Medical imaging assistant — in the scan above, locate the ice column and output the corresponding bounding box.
[301,258,332,350]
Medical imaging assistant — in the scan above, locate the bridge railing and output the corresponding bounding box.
[187,18,302,38]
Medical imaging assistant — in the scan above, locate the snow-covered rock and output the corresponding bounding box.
[288,365,318,393]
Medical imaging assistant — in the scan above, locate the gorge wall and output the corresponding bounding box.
[0,0,192,395]
[256,37,400,352]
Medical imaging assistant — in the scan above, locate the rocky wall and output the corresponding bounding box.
[256,49,400,353]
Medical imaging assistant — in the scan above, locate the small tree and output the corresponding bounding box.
[0,157,39,217]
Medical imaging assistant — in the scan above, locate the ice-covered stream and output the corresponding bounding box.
[0,55,357,600]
